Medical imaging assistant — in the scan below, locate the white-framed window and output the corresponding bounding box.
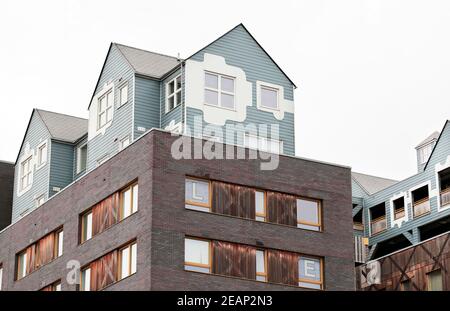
[81,210,93,242]
[298,256,323,289]
[56,230,64,257]
[76,143,87,174]
[185,238,211,273]
[36,141,47,168]
[35,194,46,208]
[17,251,27,280]
[119,83,128,107]
[20,156,33,191]
[260,85,279,110]
[97,90,113,130]
[120,183,138,220]
[419,143,433,164]
[185,178,211,212]
[80,267,91,291]
[166,75,182,112]
[119,242,137,280]
[255,191,266,222]
[256,250,267,282]
[244,134,282,154]
[204,72,235,110]
[120,136,130,150]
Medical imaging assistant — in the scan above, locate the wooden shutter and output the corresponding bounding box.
[25,244,36,275]
[92,192,120,236]
[212,241,256,280]
[90,250,118,291]
[267,249,299,286]
[36,232,56,268]
[266,192,297,226]
[212,182,255,219]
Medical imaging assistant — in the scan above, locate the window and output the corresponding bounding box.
[37,142,47,167]
[80,267,91,291]
[76,144,87,174]
[260,86,279,109]
[55,229,64,257]
[185,178,211,212]
[184,238,211,273]
[166,75,182,112]
[120,136,130,150]
[119,242,137,280]
[97,90,113,129]
[41,280,61,291]
[427,269,443,291]
[297,198,321,231]
[256,250,267,282]
[244,134,282,154]
[120,183,138,220]
[81,210,93,242]
[35,194,46,208]
[20,156,32,191]
[204,72,235,109]
[0,264,3,290]
[400,279,412,291]
[298,256,323,289]
[17,251,27,280]
[419,143,433,164]
[255,191,266,222]
[119,83,128,107]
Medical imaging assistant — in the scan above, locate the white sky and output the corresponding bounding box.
[1,0,449,180]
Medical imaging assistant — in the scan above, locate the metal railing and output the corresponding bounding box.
[413,198,430,218]
[371,216,386,235]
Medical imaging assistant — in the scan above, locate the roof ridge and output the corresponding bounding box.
[36,108,87,121]
[113,42,180,60]
[352,171,398,182]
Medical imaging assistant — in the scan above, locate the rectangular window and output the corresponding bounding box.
[204,72,235,109]
[35,194,46,208]
[41,280,61,291]
[184,238,211,273]
[185,178,211,212]
[37,142,47,167]
[298,256,323,289]
[81,210,93,242]
[256,250,267,282]
[260,86,279,109]
[76,144,87,174]
[400,279,411,291]
[427,269,443,291]
[419,144,433,164]
[166,75,182,112]
[55,229,64,257]
[255,191,266,222]
[97,90,113,129]
[17,251,27,280]
[297,198,322,231]
[80,267,91,291]
[120,183,138,220]
[0,264,3,290]
[119,242,137,280]
[20,156,32,191]
[120,136,130,150]
[119,84,128,107]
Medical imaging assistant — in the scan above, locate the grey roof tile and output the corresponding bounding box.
[36,109,87,143]
[352,172,398,195]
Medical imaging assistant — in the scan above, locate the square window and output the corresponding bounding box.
[297,199,321,231]
[298,256,322,289]
[185,178,210,212]
[205,89,218,106]
[261,86,278,109]
[221,76,234,93]
[205,73,218,89]
[204,72,235,109]
[221,93,234,109]
[185,238,210,273]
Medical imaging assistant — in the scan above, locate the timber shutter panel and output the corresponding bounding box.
[267,192,297,226]
[212,182,256,219]
[36,232,56,268]
[90,250,118,291]
[92,192,120,236]
[212,241,256,279]
[267,249,299,286]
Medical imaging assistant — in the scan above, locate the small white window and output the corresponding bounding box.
[120,136,130,150]
[37,142,47,167]
[204,72,235,109]
[184,238,210,273]
[260,86,279,109]
[119,84,128,107]
[166,75,182,112]
[80,267,91,291]
[419,144,433,164]
[17,252,27,280]
[256,250,267,281]
[120,183,138,220]
[56,230,64,257]
[76,143,87,174]
[35,194,46,207]
[81,211,93,242]
[97,90,113,129]
[185,178,210,212]
[20,156,33,191]
[119,242,137,280]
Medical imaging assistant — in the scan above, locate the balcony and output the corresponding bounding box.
[413,198,430,218]
[371,216,387,235]
[353,222,364,231]
[394,208,405,220]
[441,188,450,208]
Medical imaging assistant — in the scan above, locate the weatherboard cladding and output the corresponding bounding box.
[49,141,75,197]
[364,122,450,247]
[134,76,161,139]
[87,44,135,171]
[186,25,295,155]
[12,112,52,222]
[160,68,184,129]
[73,135,88,179]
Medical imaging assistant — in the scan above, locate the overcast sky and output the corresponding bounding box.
[1,0,449,180]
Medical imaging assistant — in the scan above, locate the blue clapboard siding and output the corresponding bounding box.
[11,111,52,222]
[134,76,161,139]
[86,44,135,170]
[358,121,450,247]
[186,24,295,155]
[160,68,184,129]
[73,134,88,179]
[49,141,75,197]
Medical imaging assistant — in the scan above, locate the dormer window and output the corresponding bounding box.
[419,143,433,164]
[20,156,33,191]
[166,75,182,112]
[97,90,113,130]
[204,72,235,110]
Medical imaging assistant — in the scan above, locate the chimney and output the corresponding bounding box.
[415,131,439,173]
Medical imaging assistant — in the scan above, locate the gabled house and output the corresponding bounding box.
[352,120,450,263]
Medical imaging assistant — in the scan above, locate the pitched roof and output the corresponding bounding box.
[415,131,440,149]
[352,172,398,195]
[114,43,181,78]
[36,109,87,143]
[423,120,450,170]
